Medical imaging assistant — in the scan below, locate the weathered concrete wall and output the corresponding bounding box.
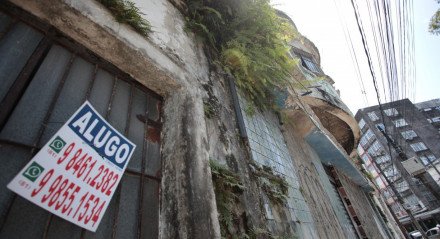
[337,171,390,239]
[281,115,351,239]
[373,192,407,238]
[3,0,395,238]
[160,89,221,238]
[6,0,222,238]
[202,70,269,236]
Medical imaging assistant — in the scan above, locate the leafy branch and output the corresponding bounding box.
[97,0,152,37]
[185,0,297,109]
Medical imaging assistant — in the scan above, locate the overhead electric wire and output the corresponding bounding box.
[348,0,424,235]
[332,0,369,106]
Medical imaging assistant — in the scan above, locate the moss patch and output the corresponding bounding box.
[209,160,245,237]
[249,162,289,205]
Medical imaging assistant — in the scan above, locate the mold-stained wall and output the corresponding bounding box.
[0,0,399,238]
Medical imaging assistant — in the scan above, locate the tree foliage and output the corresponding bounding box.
[186,0,297,108]
[429,0,440,35]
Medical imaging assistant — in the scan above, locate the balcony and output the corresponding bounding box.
[273,18,368,190]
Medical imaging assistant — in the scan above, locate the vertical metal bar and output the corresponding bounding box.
[226,74,248,139]
[137,99,149,239]
[0,17,17,41]
[39,53,76,239]
[84,64,98,101]
[106,76,118,119]
[0,36,52,128]
[41,215,54,239]
[0,51,75,233]
[111,83,134,239]
[80,73,118,239]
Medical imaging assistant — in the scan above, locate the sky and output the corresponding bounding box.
[272,0,440,114]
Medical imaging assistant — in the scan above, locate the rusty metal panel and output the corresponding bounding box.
[39,56,95,147]
[127,88,148,173]
[114,175,140,238]
[108,79,131,132]
[145,126,161,177]
[140,179,159,239]
[0,8,162,239]
[0,45,71,145]
[0,22,43,101]
[0,196,50,238]
[88,69,115,116]
[46,215,82,239]
[0,145,32,226]
[0,12,13,36]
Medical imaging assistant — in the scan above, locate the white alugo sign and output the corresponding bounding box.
[8,101,136,232]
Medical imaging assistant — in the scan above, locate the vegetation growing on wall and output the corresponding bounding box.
[429,0,440,35]
[209,160,246,238]
[249,162,289,205]
[98,0,152,36]
[210,159,293,238]
[185,0,297,109]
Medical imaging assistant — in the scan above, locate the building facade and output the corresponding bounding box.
[356,98,440,231]
[0,0,396,238]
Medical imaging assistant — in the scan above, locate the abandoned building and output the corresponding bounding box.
[0,0,403,238]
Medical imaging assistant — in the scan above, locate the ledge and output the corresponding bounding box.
[305,128,373,191]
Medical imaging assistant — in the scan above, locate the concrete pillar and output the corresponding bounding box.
[160,89,221,239]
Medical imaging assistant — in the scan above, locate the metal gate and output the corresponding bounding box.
[0,4,162,239]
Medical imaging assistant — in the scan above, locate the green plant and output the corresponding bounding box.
[209,160,245,237]
[98,0,152,37]
[364,171,374,181]
[244,103,256,116]
[249,162,289,205]
[429,0,440,35]
[185,0,297,109]
[204,101,215,118]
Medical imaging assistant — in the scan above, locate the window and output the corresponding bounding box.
[410,142,428,152]
[376,155,391,164]
[431,117,440,123]
[376,123,385,131]
[420,155,436,165]
[0,11,162,238]
[367,164,376,173]
[300,55,322,74]
[383,165,398,178]
[401,130,417,140]
[375,178,385,188]
[396,181,409,193]
[360,129,375,146]
[426,227,439,236]
[361,154,370,164]
[357,144,365,154]
[368,111,379,121]
[403,194,419,207]
[394,118,408,127]
[358,118,366,129]
[384,108,398,116]
[367,141,383,156]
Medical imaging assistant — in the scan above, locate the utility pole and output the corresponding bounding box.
[377,126,428,239]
